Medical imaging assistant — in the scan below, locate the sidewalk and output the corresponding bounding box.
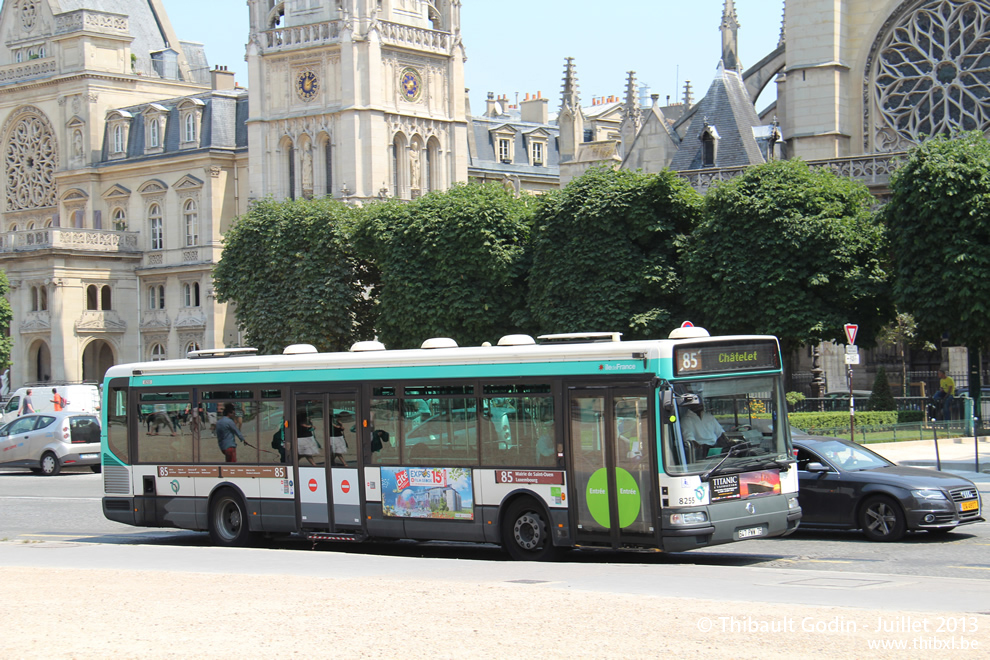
[864,436,990,485]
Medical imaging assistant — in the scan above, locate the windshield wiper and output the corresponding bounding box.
[700,442,751,482]
[730,457,793,472]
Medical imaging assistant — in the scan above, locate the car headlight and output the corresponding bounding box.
[911,489,947,501]
[670,512,708,525]
[788,496,801,510]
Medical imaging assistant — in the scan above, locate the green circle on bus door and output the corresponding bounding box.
[586,468,642,528]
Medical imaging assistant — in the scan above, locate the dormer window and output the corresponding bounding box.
[177,98,205,149]
[531,141,544,165]
[105,110,133,159]
[498,138,511,163]
[149,119,160,148]
[144,104,167,154]
[700,121,720,168]
[489,124,518,164]
[184,113,195,143]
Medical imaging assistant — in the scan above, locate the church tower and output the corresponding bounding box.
[245,0,468,202]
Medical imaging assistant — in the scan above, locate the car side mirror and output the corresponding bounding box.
[805,461,829,473]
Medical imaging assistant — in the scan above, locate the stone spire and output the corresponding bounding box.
[682,80,694,107]
[721,0,741,71]
[558,57,585,162]
[778,2,786,48]
[620,71,642,157]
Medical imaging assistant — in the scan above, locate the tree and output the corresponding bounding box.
[682,159,892,351]
[358,183,535,350]
[213,197,375,354]
[867,366,896,411]
[885,132,990,350]
[0,270,12,368]
[875,312,936,396]
[527,167,702,339]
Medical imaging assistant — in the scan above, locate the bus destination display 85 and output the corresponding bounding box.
[674,340,780,377]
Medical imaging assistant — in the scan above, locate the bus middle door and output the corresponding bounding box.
[293,391,362,532]
[567,386,657,549]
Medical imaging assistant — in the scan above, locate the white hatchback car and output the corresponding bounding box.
[0,411,102,475]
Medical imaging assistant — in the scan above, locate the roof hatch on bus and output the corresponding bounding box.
[350,340,387,352]
[283,344,318,355]
[536,332,622,344]
[421,337,458,349]
[497,334,536,346]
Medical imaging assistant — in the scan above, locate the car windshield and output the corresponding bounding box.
[663,376,791,475]
[806,439,893,470]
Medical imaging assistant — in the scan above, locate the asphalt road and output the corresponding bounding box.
[2,466,989,610]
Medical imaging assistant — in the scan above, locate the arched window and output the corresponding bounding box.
[39,287,47,311]
[148,284,166,310]
[184,113,196,143]
[113,208,127,231]
[183,199,198,246]
[30,286,38,312]
[101,285,112,310]
[324,140,333,197]
[73,209,84,228]
[149,119,160,148]
[183,282,200,307]
[86,285,98,311]
[149,203,163,250]
[185,341,201,355]
[113,125,124,153]
[288,145,296,200]
[151,344,166,361]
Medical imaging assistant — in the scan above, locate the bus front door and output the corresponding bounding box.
[568,388,657,548]
[293,391,362,532]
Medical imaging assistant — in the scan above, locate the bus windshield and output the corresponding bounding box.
[664,376,790,475]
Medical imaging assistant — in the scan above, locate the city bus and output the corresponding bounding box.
[101,325,801,559]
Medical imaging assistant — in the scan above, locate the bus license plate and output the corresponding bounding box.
[961,500,979,512]
[738,526,764,539]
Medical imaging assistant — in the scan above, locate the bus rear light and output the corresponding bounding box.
[670,512,708,525]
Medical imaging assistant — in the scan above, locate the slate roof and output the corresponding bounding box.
[54,0,168,59]
[669,62,766,171]
[468,115,560,181]
[97,90,248,165]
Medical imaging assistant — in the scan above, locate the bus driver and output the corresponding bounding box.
[679,394,731,459]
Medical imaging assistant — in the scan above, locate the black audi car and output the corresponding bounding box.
[793,433,984,541]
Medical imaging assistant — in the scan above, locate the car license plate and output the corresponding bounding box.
[738,526,764,539]
[80,454,98,460]
[961,500,979,512]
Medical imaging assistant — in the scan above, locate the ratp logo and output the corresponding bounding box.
[170,479,180,495]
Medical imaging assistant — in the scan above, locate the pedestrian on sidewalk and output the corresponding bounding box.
[933,370,955,421]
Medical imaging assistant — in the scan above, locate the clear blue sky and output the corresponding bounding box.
[162,1,784,112]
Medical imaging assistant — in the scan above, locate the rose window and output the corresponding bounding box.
[872,0,990,151]
[5,112,57,212]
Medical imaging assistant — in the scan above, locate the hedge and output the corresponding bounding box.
[788,410,923,430]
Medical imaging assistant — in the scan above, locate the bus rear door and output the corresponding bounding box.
[567,386,658,548]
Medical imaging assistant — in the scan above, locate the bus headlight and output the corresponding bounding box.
[670,512,708,525]
[788,496,801,510]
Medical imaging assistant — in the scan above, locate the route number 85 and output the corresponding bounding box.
[680,351,700,371]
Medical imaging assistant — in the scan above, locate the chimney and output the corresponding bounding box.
[520,91,548,124]
[486,92,497,117]
[211,65,235,91]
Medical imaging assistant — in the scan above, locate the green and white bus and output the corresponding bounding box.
[101,325,801,559]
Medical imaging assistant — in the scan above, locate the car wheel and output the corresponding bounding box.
[40,452,61,476]
[859,495,906,542]
[208,490,253,547]
[501,498,560,561]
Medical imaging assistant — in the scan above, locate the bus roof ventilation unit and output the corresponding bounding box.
[187,347,259,359]
[668,326,711,339]
[421,337,458,349]
[350,340,387,352]
[537,332,622,344]
[497,334,536,346]
[283,344,318,355]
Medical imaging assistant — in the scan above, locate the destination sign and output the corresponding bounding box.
[673,340,780,377]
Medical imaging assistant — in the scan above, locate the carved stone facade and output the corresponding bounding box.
[245,0,468,202]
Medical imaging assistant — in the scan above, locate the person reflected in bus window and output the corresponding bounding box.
[216,402,246,463]
[679,394,730,458]
[296,412,319,466]
[617,417,641,460]
[329,415,348,466]
[272,420,287,463]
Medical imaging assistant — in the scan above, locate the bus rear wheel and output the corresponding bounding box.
[209,490,253,547]
[502,498,559,561]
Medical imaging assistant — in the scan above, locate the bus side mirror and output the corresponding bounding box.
[660,390,675,415]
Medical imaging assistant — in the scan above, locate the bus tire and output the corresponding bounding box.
[40,452,61,476]
[501,498,560,561]
[209,489,253,547]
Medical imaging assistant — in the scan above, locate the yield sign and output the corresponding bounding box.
[844,323,858,346]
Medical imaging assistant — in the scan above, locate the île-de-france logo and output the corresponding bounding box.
[170,479,180,495]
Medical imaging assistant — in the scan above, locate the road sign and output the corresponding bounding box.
[844,344,858,354]
[844,323,858,345]
[844,353,860,365]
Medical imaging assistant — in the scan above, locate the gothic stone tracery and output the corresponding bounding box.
[4,109,58,212]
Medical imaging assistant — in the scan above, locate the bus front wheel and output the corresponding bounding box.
[501,498,560,561]
[209,490,253,547]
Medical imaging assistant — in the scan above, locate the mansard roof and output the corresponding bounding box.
[53,1,169,59]
[97,90,248,165]
[468,114,560,179]
[669,61,766,171]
